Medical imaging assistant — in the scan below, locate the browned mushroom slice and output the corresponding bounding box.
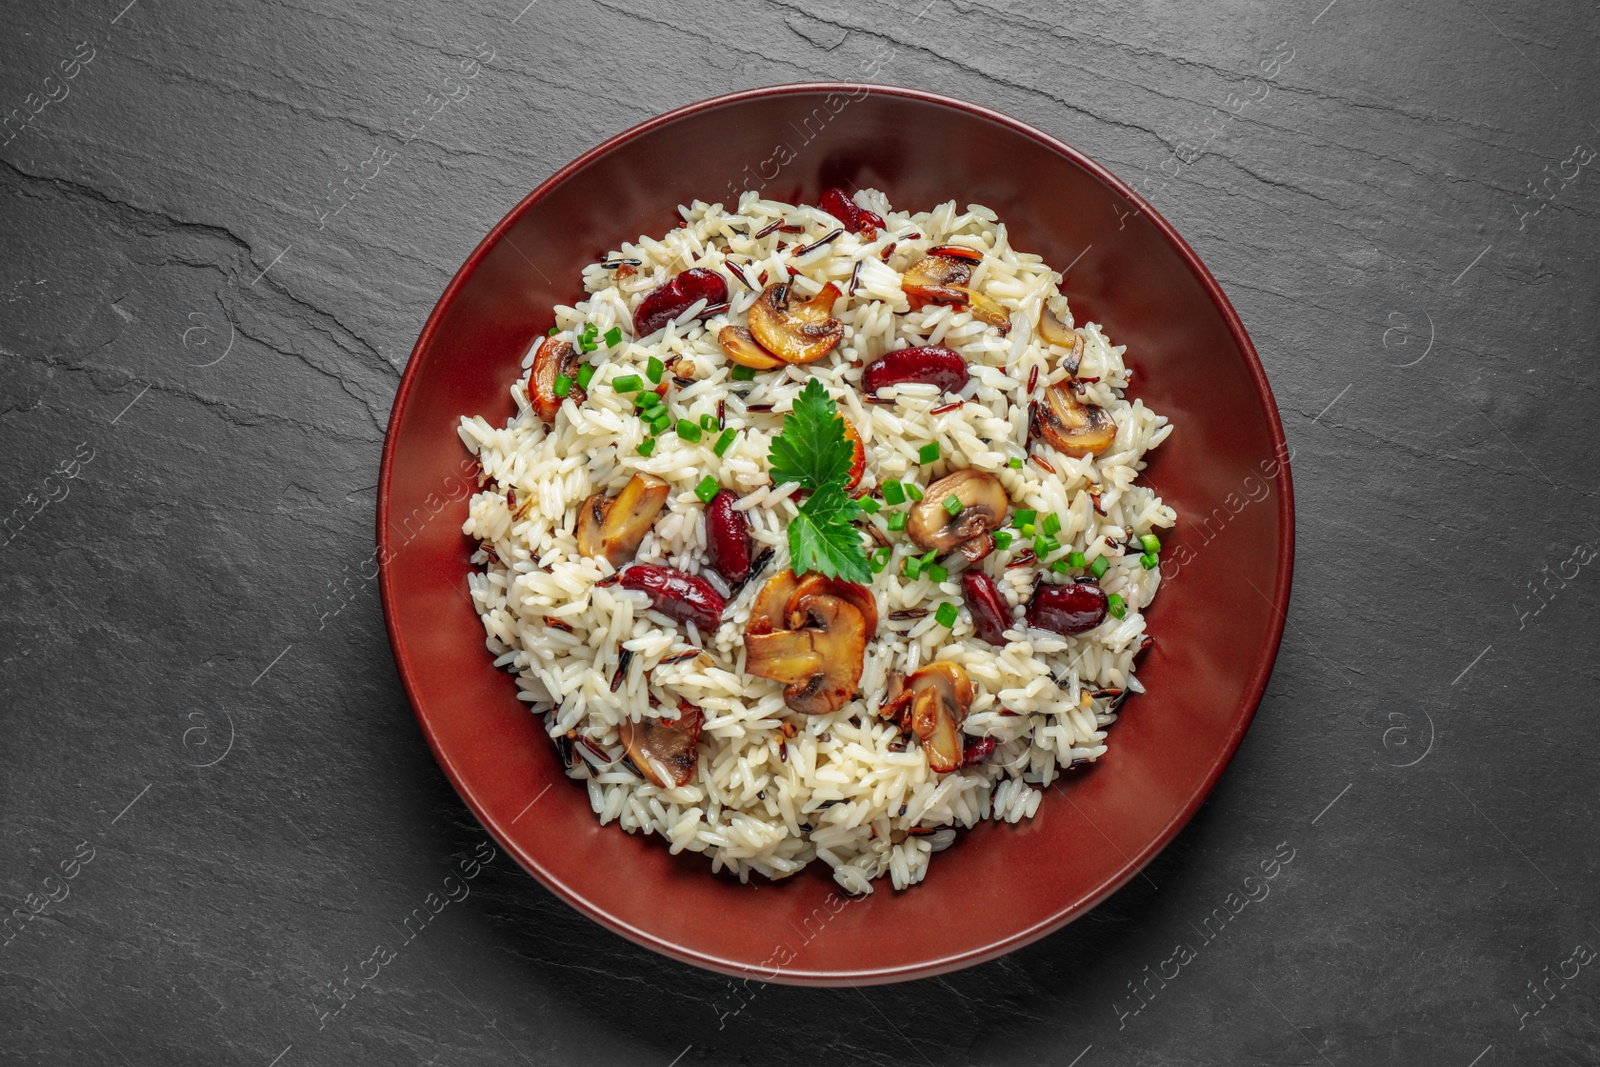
[774,595,868,715]
[841,417,866,492]
[906,469,1010,555]
[744,628,826,685]
[747,282,844,365]
[1037,305,1084,373]
[958,288,1011,333]
[527,337,584,425]
[618,703,703,788]
[787,573,879,635]
[901,253,973,311]
[575,472,670,567]
[904,662,974,773]
[954,532,995,566]
[717,325,785,370]
[1029,383,1117,458]
[748,570,803,635]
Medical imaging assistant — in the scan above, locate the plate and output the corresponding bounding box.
[378,83,1293,985]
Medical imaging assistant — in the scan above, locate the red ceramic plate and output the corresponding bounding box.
[378,84,1293,985]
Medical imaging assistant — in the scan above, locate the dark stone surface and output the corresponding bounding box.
[2,0,1597,1063]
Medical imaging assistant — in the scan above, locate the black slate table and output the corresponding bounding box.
[4,1,1597,1064]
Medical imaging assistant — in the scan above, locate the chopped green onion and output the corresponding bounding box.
[1042,513,1062,536]
[881,481,905,505]
[1141,552,1159,570]
[1068,551,1086,569]
[647,356,665,384]
[695,475,719,504]
[650,411,672,435]
[730,365,756,381]
[1033,534,1058,559]
[1050,559,1070,574]
[1021,523,1036,538]
[934,602,959,628]
[713,428,738,457]
[634,390,660,410]
[576,363,596,390]
[637,438,657,457]
[905,483,924,503]
[1008,456,1023,469]
[941,494,964,517]
[1012,509,1036,529]
[921,549,938,567]
[918,442,941,464]
[887,511,907,532]
[927,563,948,584]
[700,413,719,432]
[1140,533,1162,554]
[1108,593,1126,620]
[580,322,598,341]
[547,326,559,336]
[869,546,892,573]
[992,530,1013,551]
[903,556,924,579]
[614,374,643,393]
[604,326,622,347]
[552,374,573,398]
[859,496,881,514]
[1089,555,1109,579]
[676,419,702,443]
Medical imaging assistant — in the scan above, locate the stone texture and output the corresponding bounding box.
[2,0,1598,1064]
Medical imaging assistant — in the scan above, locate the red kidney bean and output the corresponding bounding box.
[632,268,729,337]
[861,345,969,395]
[704,490,752,583]
[620,565,727,632]
[1025,580,1108,636]
[961,736,996,768]
[961,572,1012,646]
[819,187,885,237]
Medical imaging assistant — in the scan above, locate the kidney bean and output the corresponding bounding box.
[819,187,885,237]
[961,572,1012,646]
[632,268,729,337]
[704,490,752,583]
[1025,580,1108,636]
[961,736,997,768]
[620,565,727,632]
[861,345,969,396]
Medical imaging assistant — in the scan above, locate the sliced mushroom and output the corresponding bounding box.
[527,337,584,425]
[882,662,974,773]
[618,703,703,788]
[1038,304,1083,366]
[901,253,973,310]
[959,288,1011,332]
[1029,383,1117,457]
[841,417,866,492]
[747,282,844,364]
[906,469,1010,554]
[718,325,785,370]
[576,472,670,567]
[744,571,870,715]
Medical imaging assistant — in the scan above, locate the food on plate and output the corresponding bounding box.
[460,188,1174,893]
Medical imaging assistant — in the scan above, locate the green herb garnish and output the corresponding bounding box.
[766,381,870,583]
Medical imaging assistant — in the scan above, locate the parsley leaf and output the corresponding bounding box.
[767,379,855,491]
[789,484,870,584]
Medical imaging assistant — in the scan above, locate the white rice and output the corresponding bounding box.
[458,190,1175,893]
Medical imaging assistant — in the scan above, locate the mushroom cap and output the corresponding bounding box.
[904,661,974,773]
[906,469,1010,554]
[618,704,703,788]
[1029,384,1117,458]
[528,337,583,425]
[717,325,785,369]
[747,282,844,365]
[576,472,670,567]
[743,571,870,715]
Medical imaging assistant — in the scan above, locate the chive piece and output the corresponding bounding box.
[1042,513,1062,536]
[676,419,702,443]
[576,363,596,390]
[1033,535,1048,559]
[927,564,948,584]
[887,511,907,532]
[881,480,905,505]
[695,475,719,504]
[1089,555,1109,579]
[918,442,941,464]
[992,530,1013,551]
[581,322,598,340]
[614,374,643,393]
[637,438,657,457]
[647,356,665,384]
[1108,593,1127,620]
[1012,509,1036,529]
[1141,533,1162,554]
[634,391,660,410]
[859,496,881,514]
[547,326,559,336]
[905,483,924,503]
[869,546,891,574]
[1008,456,1023,469]
[941,494,963,517]
[553,374,573,398]
[1068,551,1087,569]
[1050,559,1070,574]
[650,411,672,435]
[921,549,938,567]
[604,326,622,347]
[700,413,719,432]
[903,556,924,579]
[935,602,958,628]
[713,428,738,457]
[1141,552,1159,570]
[1021,523,1036,538]
[730,365,756,381]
